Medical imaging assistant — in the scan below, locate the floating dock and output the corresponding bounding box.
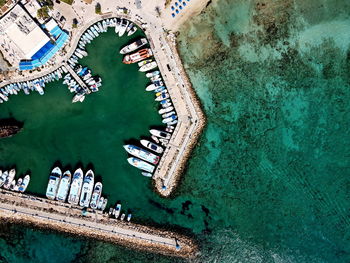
[0,189,197,258]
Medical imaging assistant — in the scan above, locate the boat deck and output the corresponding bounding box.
[0,189,197,258]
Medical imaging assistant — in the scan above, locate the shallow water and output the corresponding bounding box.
[1,0,350,262]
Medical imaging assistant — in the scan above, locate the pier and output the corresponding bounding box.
[0,189,197,258]
[63,63,90,93]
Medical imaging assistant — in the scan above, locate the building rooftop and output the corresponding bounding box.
[0,4,50,59]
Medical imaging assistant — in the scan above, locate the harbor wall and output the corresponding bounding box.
[0,190,198,258]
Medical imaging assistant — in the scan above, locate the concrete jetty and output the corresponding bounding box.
[63,63,90,94]
[0,189,197,258]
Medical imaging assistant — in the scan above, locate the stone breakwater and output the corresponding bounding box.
[0,190,198,258]
[152,33,206,197]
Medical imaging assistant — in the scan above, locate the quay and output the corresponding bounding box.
[0,189,197,258]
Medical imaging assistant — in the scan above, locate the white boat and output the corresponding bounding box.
[127,213,132,222]
[138,59,153,67]
[139,61,158,72]
[118,19,129,37]
[141,172,153,178]
[146,84,157,91]
[90,182,102,209]
[127,26,137,36]
[167,119,178,126]
[120,213,126,220]
[46,167,62,200]
[150,129,171,139]
[127,157,155,173]
[146,71,160,78]
[155,92,170,101]
[162,111,176,118]
[114,19,121,34]
[3,169,16,189]
[151,135,160,144]
[15,178,22,191]
[101,198,108,211]
[0,170,8,187]
[97,196,104,210]
[79,169,94,207]
[115,203,121,218]
[18,174,30,193]
[126,22,133,34]
[162,115,177,124]
[120,38,148,54]
[123,145,160,164]
[68,168,84,205]
[72,93,85,103]
[56,170,72,202]
[159,106,174,114]
[140,139,164,154]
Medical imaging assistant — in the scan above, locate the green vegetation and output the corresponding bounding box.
[60,0,74,5]
[95,3,101,14]
[37,6,50,19]
[0,0,7,8]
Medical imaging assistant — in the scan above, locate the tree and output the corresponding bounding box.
[37,6,50,19]
[95,3,101,14]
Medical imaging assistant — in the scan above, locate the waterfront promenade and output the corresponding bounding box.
[0,189,197,258]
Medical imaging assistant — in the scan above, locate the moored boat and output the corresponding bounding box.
[79,169,94,207]
[3,168,16,189]
[0,170,8,187]
[146,84,157,91]
[140,139,164,154]
[123,48,153,64]
[15,178,22,191]
[68,168,84,205]
[141,172,153,177]
[146,71,160,78]
[114,203,121,218]
[159,106,174,114]
[90,182,102,209]
[46,167,62,200]
[139,61,157,72]
[97,196,104,210]
[101,198,108,211]
[155,92,170,101]
[18,174,30,193]
[120,38,147,54]
[127,213,132,222]
[150,129,171,139]
[56,170,72,202]
[127,157,155,173]
[123,145,159,164]
[118,19,129,37]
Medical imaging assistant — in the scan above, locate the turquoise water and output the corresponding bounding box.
[1,0,350,262]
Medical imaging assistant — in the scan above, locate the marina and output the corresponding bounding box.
[0,0,206,259]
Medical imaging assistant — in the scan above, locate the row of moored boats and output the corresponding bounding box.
[119,37,178,176]
[46,167,107,210]
[0,169,30,193]
[0,68,67,103]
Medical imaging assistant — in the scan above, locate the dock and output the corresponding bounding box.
[0,189,197,258]
[63,63,90,94]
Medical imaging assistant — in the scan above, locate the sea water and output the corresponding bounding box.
[1,0,350,262]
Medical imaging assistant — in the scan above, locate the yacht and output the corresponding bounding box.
[68,168,84,205]
[120,38,148,54]
[90,182,102,209]
[46,167,62,200]
[56,170,72,202]
[127,157,155,173]
[79,169,94,207]
[123,48,153,64]
[150,129,171,139]
[123,145,160,164]
[140,139,164,154]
